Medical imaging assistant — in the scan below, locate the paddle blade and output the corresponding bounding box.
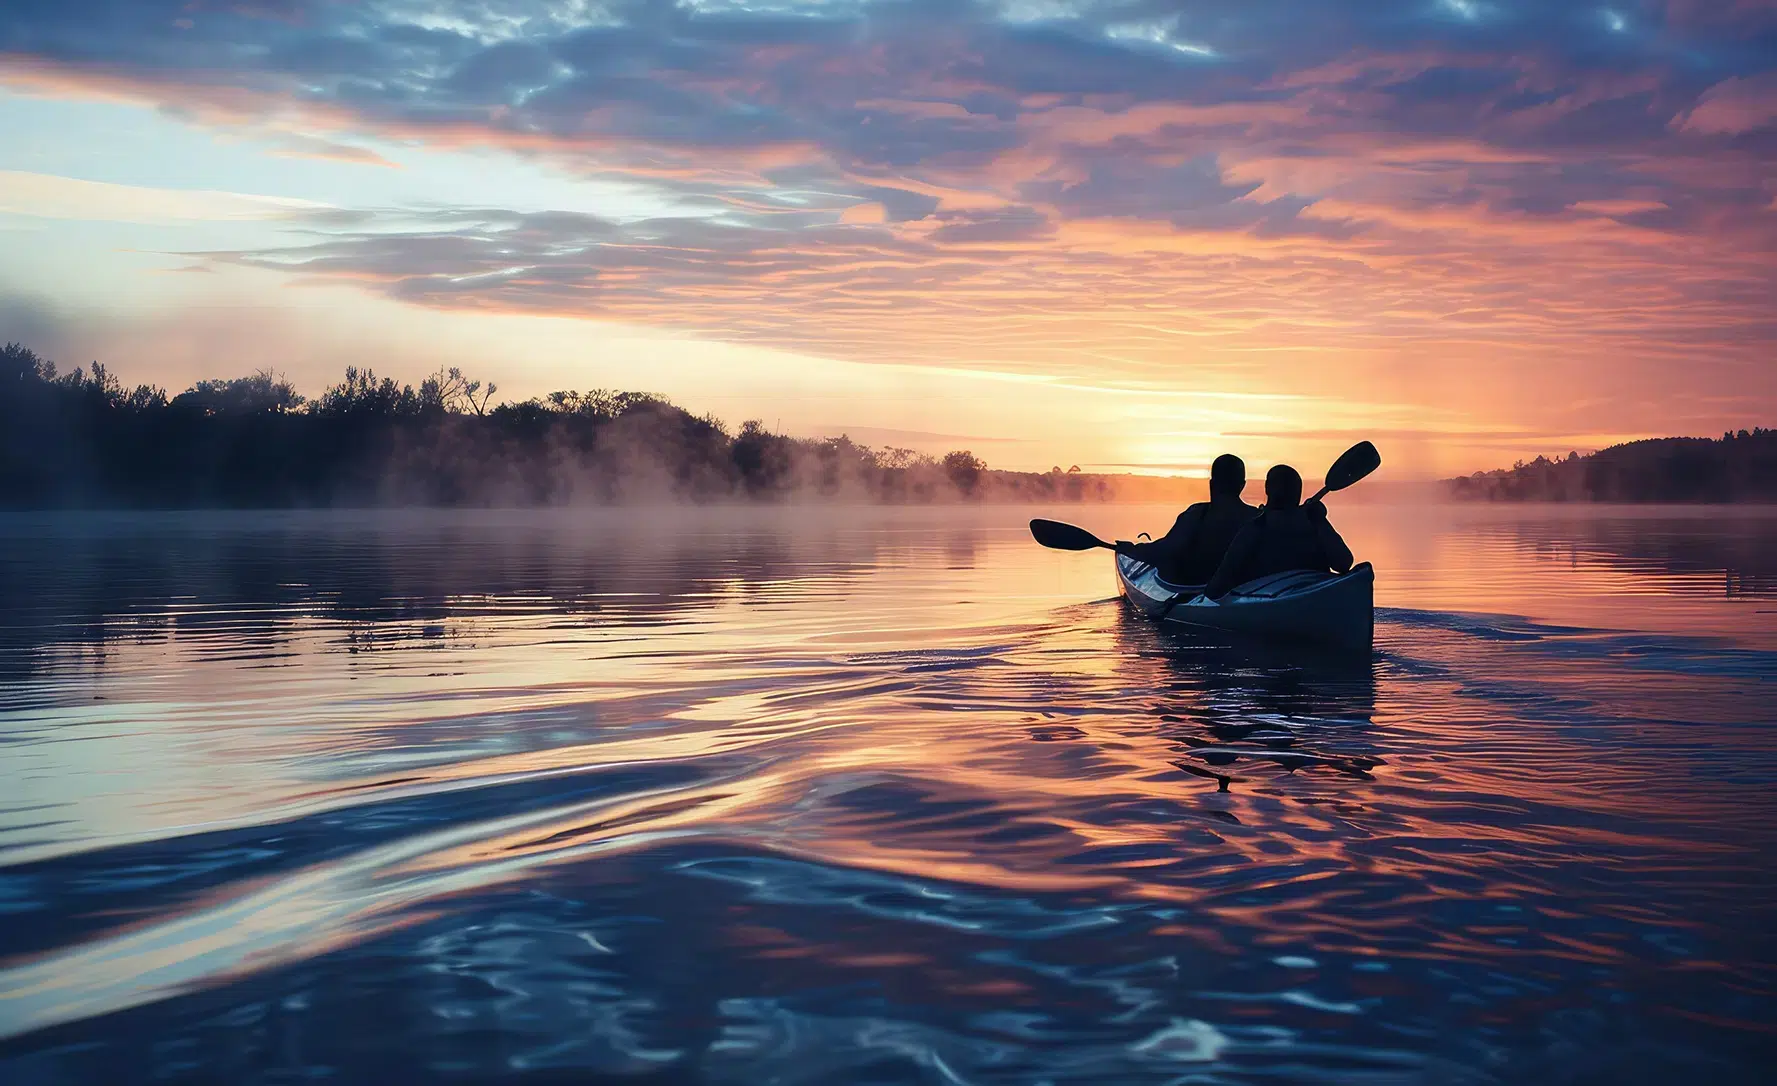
[1029,518,1112,551]
[1323,441,1381,493]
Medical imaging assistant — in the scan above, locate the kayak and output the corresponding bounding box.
[1115,554,1375,651]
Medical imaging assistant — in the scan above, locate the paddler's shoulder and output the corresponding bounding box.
[1209,497,1260,520]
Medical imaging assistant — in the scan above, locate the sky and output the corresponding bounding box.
[1,0,1774,477]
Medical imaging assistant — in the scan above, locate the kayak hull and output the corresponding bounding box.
[1116,554,1375,651]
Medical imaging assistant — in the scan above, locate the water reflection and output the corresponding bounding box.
[0,509,938,677]
[1464,507,1777,599]
[1,506,1774,1083]
[1104,617,1381,795]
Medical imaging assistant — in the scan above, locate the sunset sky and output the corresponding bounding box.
[2,0,1773,476]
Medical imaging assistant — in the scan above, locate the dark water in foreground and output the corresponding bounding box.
[1,505,1774,1084]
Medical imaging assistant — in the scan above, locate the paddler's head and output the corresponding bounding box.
[1265,464,1303,509]
[1209,454,1245,500]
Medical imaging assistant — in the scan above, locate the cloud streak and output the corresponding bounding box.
[0,169,329,223]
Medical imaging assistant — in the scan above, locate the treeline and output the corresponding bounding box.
[0,343,1196,508]
[1448,429,1777,503]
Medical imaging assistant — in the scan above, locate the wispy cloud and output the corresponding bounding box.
[0,169,330,223]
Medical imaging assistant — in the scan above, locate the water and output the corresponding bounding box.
[1,505,1773,1084]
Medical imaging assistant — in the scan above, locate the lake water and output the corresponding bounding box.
[1,505,1773,1084]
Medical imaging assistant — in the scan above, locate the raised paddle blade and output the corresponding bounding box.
[1323,440,1381,493]
[1029,519,1114,551]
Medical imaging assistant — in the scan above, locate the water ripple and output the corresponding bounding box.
[1,506,1774,1082]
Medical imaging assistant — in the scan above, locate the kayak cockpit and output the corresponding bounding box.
[1115,554,1375,651]
[1209,568,1348,601]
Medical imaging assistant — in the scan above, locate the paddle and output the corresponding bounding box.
[1029,518,1116,551]
[1308,440,1381,503]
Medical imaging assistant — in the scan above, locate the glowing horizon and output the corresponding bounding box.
[1,1,1773,479]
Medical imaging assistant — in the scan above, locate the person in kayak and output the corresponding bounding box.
[1205,464,1354,598]
[1114,454,1258,585]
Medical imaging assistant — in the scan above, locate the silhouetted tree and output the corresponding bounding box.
[2,341,51,384]
[942,450,985,495]
[172,371,303,415]
[0,342,1203,509]
[1449,432,1777,503]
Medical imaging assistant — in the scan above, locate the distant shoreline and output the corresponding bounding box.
[1446,497,1777,506]
[4,496,1776,518]
[0,482,1206,513]
[1445,430,1775,504]
[1,342,1218,510]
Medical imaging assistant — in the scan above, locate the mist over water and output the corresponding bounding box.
[1,504,1774,1083]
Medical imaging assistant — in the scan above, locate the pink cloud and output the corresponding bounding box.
[1676,73,1777,135]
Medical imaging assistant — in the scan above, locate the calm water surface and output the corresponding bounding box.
[1,505,1774,1084]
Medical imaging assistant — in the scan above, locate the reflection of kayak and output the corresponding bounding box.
[1115,554,1375,651]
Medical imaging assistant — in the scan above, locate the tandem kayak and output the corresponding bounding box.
[1115,553,1375,651]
